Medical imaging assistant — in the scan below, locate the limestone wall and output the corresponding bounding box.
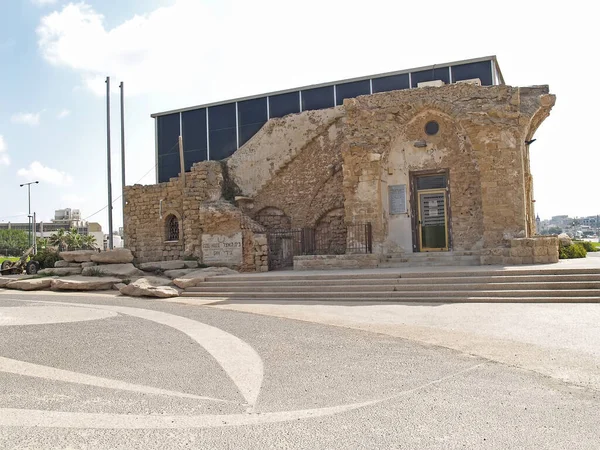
[227,108,345,197]
[480,236,559,265]
[342,83,555,254]
[239,111,346,229]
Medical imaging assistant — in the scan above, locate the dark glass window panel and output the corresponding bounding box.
[335,80,370,105]
[451,61,493,86]
[416,174,447,190]
[301,86,334,111]
[208,103,237,160]
[238,98,268,146]
[158,153,181,183]
[209,129,237,160]
[157,113,180,155]
[269,92,300,118]
[372,73,410,93]
[181,108,207,171]
[411,67,450,88]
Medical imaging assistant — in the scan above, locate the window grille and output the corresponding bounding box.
[165,215,179,241]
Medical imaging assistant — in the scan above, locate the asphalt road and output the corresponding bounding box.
[1,291,599,449]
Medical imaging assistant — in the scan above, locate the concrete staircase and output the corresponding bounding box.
[379,251,481,268]
[182,267,600,302]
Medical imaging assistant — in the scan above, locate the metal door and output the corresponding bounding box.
[417,190,448,251]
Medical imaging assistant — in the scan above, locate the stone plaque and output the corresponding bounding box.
[389,184,407,215]
[201,233,243,265]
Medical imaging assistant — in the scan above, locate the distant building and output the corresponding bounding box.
[0,207,104,248]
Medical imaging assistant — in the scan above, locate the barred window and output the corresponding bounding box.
[165,215,179,241]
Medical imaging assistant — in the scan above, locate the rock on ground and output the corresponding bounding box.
[60,250,97,263]
[173,267,238,289]
[129,276,174,287]
[91,248,134,264]
[120,278,180,298]
[0,277,15,288]
[81,262,97,268]
[51,276,122,291]
[163,268,197,279]
[558,233,573,247]
[39,267,82,276]
[82,263,144,278]
[54,261,82,268]
[183,260,199,269]
[5,277,56,291]
[139,260,186,271]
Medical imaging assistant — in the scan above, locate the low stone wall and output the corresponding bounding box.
[480,236,559,265]
[242,231,269,272]
[293,254,379,271]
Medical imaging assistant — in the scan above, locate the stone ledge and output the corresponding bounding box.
[294,254,379,271]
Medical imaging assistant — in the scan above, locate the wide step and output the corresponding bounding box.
[182,267,600,303]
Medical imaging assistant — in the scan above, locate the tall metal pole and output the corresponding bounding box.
[106,76,114,250]
[33,212,37,255]
[120,81,126,246]
[20,181,39,248]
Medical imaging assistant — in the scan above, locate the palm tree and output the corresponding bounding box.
[81,234,98,250]
[48,229,68,252]
[66,228,83,250]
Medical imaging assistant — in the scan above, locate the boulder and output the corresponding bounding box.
[54,260,81,268]
[39,267,83,276]
[0,277,15,288]
[113,283,126,291]
[163,268,197,279]
[51,276,122,291]
[91,248,134,264]
[82,263,144,278]
[120,278,180,298]
[558,233,573,247]
[81,262,97,268]
[139,260,186,271]
[60,250,97,263]
[6,277,55,291]
[173,267,238,289]
[183,260,199,269]
[129,276,174,287]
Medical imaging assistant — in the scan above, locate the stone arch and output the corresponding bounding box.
[163,211,181,241]
[315,207,346,255]
[254,207,292,231]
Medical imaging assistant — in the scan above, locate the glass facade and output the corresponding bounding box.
[336,80,371,105]
[155,57,497,183]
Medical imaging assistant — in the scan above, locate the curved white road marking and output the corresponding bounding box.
[0,364,486,429]
[0,306,117,326]
[0,357,231,403]
[6,300,264,407]
[0,400,379,429]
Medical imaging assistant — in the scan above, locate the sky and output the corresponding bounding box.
[0,0,598,233]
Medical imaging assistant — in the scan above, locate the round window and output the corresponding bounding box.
[425,121,439,136]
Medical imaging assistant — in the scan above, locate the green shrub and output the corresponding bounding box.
[559,243,587,259]
[31,248,60,269]
[573,241,598,252]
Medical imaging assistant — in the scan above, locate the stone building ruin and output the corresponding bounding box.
[124,56,557,271]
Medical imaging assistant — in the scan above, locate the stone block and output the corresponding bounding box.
[91,248,134,264]
[60,250,97,263]
[51,276,122,291]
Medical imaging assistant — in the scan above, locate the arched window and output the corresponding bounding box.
[165,215,179,241]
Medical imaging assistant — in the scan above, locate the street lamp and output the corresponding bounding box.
[19,181,39,248]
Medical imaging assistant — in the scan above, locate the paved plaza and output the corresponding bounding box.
[1,282,600,449]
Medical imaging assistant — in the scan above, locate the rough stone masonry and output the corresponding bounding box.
[124,83,555,270]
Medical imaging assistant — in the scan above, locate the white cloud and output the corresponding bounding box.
[31,0,58,6]
[11,112,41,126]
[0,136,10,166]
[57,109,71,119]
[17,161,73,186]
